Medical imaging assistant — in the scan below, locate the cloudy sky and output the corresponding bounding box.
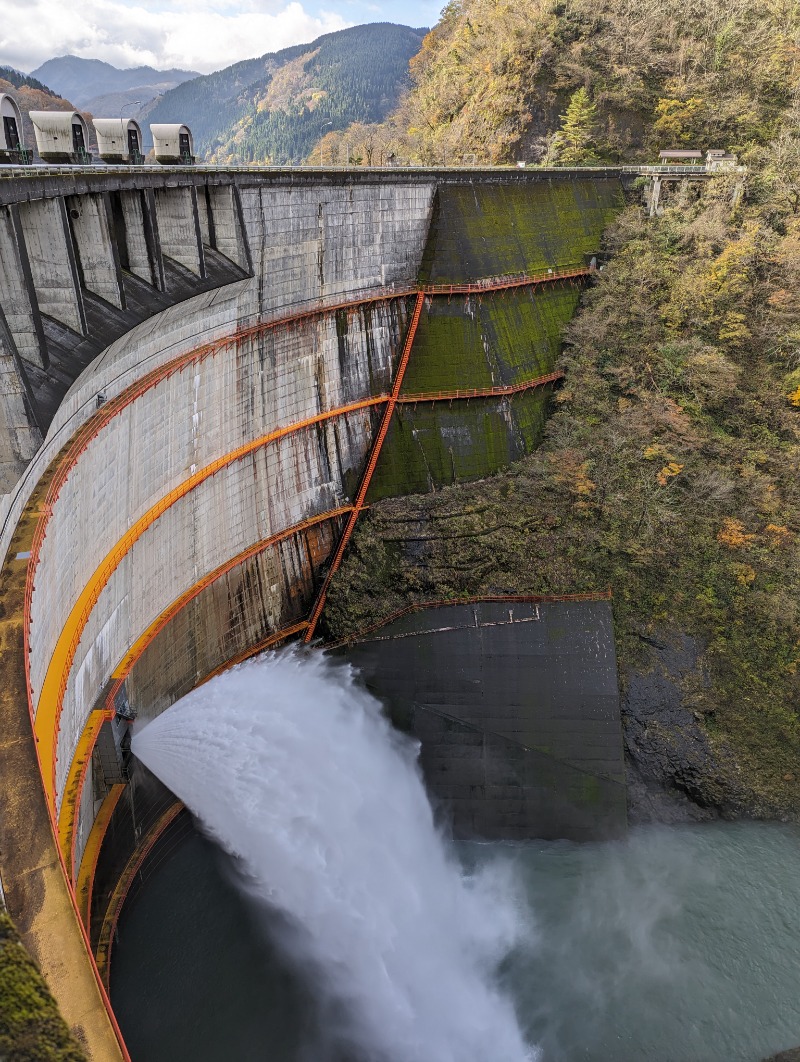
[0,0,439,76]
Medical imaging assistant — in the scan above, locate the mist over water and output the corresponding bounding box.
[133,649,535,1062]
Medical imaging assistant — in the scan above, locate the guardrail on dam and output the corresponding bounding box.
[0,164,626,1058]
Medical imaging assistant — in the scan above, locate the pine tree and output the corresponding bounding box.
[550,87,601,165]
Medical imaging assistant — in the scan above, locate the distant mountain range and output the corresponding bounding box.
[145,23,426,163]
[4,25,425,164]
[30,55,199,113]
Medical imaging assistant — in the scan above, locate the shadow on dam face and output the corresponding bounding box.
[336,598,627,842]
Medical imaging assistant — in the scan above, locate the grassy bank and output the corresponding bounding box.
[0,908,86,1062]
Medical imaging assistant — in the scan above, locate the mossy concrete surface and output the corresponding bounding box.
[418,180,623,283]
[400,285,581,395]
[367,391,552,500]
[372,181,622,500]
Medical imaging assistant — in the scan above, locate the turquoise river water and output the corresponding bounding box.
[111,819,800,1062]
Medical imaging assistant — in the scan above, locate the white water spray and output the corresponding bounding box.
[133,649,535,1062]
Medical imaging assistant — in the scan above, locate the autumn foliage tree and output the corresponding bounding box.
[322,0,800,165]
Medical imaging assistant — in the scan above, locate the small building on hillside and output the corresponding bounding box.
[658,149,703,165]
[706,148,739,170]
[30,111,91,163]
[150,124,194,165]
[0,93,29,163]
[93,118,143,164]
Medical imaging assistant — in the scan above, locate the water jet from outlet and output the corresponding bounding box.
[133,648,535,1062]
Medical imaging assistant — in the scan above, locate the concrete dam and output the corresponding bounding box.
[0,164,627,1059]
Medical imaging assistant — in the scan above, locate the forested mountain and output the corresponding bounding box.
[146,23,426,164]
[0,66,56,97]
[322,0,800,165]
[30,56,198,109]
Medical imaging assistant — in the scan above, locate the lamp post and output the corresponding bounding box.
[120,100,141,164]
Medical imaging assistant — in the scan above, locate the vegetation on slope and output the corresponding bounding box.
[0,76,91,155]
[324,126,800,813]
[319,0,800,165]
[0,67,56,97]
[146,24,425,163]
[0,908,86,1061]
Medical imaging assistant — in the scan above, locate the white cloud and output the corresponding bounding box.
[0,0,349,74]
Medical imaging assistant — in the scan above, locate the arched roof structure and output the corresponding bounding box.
[93,118,142,162]
[30,111,91,162]
[150,123,194,164]
[0,93,24,153]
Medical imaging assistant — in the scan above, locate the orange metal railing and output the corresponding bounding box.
[397,370,564,404]
[326,590,614,649]
[77,783,126,927]
[419,266,588,295]
[304,292,426,643]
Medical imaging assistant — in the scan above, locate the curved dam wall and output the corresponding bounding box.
[0,166,623,1057]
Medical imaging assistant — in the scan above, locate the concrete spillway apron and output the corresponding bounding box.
[0,473,128,1061]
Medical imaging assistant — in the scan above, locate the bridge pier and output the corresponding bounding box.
[649,175,662,216]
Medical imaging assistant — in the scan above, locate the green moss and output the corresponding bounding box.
[400,285,581,395]
[367,389,552,501]
[418,181,624,283]
[0,910,86,1062]
[578,774,603,807]
[364,179,623,503]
